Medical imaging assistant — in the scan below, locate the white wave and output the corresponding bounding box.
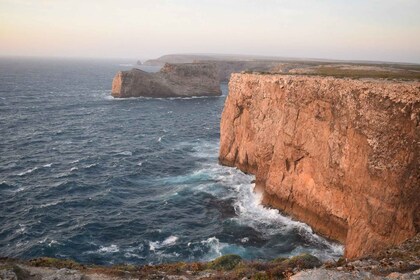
[240,237,249,243]
[70,167,78,172]
[48,240,60,247]
[43,163,53,168]
[15,224,26,234]
[162,236,178,246]
[149,236,178,252]
[38,238,48,244]
[126,243,145,253]
[104,94,114,100]
[98,244,119,253]
[85,163,97,168]
[118,151,132,156]
[137,162,143,166]
[124,252,144,259]
[14,187,26,193]
[17,167,38,176]
[149,241,157,251]
[16,241,29,248]
[40,201,60,208]
[55,172,70,179]
[226,174,344,258]
[70,159,80,164]
[200,237,227,260]
[158,136,163,142]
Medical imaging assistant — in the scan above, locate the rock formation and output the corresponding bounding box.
[219,73,420,259]
[111,63,222,98]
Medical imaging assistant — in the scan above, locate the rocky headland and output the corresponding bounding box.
[111,63,222,98]
[142,54,420,83]
[219,73,420,259]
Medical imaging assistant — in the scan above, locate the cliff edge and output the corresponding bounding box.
[111,63,222,98]
[219,73,420,259]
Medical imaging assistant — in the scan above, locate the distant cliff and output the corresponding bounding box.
[219,73,420,259]
[142,54,291,82]
[111,63,222,98]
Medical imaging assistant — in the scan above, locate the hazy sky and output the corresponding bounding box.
[1,0,419,63]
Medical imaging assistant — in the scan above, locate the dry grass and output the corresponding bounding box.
[310,66,420,80]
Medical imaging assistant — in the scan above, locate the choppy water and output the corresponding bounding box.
[0,57,343,265]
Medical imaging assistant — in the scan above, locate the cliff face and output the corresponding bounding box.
[111,63,221,98]
[219,73,420,259]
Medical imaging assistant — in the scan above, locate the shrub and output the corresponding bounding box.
[281,253,322,270]
[207,254,242,270]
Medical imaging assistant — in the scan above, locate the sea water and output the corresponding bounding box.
[0,57,343,265]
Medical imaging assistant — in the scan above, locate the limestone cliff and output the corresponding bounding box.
[111,63,221,98]
[219,73,420,259]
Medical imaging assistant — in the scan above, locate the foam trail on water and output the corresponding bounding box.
[98,244,119,253]
[17,167,38,176]
[117,151,132,156]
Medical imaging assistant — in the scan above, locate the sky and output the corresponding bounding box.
[1,0,419,63]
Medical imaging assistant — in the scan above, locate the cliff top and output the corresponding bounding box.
[243,63,420,81]
[232,72,420,105]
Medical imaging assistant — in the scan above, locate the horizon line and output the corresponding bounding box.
[0,53,419,66]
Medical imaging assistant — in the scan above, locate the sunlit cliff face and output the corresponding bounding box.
[219,73,420,258]
[1,0,420,62]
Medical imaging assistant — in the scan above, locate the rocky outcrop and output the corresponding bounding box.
[111,63,222,98]
[219,73,420,259]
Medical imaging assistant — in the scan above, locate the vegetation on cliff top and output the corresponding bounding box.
[244,63,420,80]
[1,253,323,280]
[1,234,419,279]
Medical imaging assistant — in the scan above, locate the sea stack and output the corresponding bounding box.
[219,73,420,259]
[111,63,222,98]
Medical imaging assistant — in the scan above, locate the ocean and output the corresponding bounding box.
[0,57,342,265]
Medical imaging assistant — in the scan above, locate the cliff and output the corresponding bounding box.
[111,63,222,98]
[219,73,420,259]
